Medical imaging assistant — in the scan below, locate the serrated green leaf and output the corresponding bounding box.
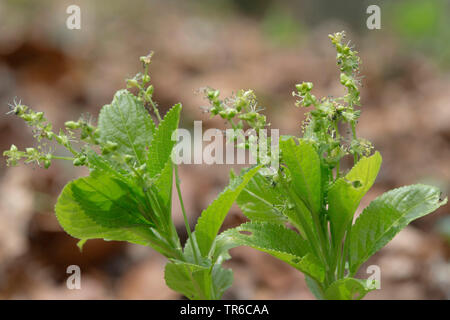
[164,261,209,300]
[98,90,155,166]
[328,152,382,246]
[349,184,447,275]
[76,239,87,251]
[211,264,233,299]
[183,232,211,266]
[151,160,174,227]
[85,148,121,175]
[226,222,311,257]
[194,166,260,257]
[55,171,155,246]
[169,236,233,299]
[236,171,288,224]
[147,104,181,177]
[324,278,373,300]
[296,253,326,283]
[71,171,151,228]
[280,138,322,215]
[305,275,325,300]
[220,222,324,282]
[85,148,132,184]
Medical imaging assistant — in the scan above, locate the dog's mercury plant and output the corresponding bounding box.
[4,32,447,300]
[203,31,447,300]
[4,53,260,300]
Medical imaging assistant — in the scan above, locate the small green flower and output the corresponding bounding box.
[3,144,22,166]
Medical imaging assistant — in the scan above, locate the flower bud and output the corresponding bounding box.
[65,121,81,129]
[235,99,246,112]
[35,112,44,121]
[22,114,33,121]
[73,155,86,166]
[73,158,82,166]
[106,141,118,151]
[140,53,153,64]
[13,104,26,115]
[340,73,350,85]
[145,85,154,96]
[219,110,228,119]
[210,107,219,116]
[296,82,313,94]
[126,79,139,88]
[239,111,257,121]
[207,90,220,100]
[227,108,237,118]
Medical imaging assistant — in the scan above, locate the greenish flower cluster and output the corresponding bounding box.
[3,100,97,168]
[202,88,278,168]
[3,52,161,175]
[126,51,161,122]
[206,31,446,300]
[3,32,446,301]
[203,88,267,132]
[293,31,373,177]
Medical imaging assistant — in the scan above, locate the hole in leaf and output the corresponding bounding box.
[352,180,363,188]
[239,230,252,236]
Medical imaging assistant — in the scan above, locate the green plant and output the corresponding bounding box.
[203,31,447,300]
[3,53,259,300]
[4,32,447,300]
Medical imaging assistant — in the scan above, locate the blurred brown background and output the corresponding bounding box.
[0,0,449,299]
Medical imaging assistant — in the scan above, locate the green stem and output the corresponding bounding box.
[175,165,200,264]
[66,143,79,156]
[50,155,75,161]
[149,97,162,122]
[333,121,341,180]
[350,121,359,164]
[311,209,333,284]
[333,239,343,279]
[142,83,184,259]
[340,222,352,278]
